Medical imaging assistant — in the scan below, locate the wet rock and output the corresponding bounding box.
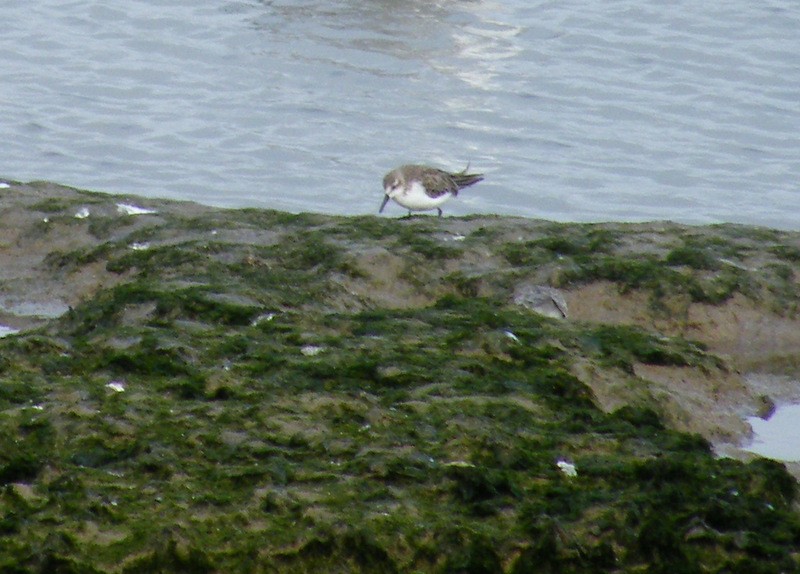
[513,284,568,318]
[0,180,798,572]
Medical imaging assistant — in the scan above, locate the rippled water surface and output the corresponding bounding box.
[3,1,799,227]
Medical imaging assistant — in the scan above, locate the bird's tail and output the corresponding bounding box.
[452,164,484,189]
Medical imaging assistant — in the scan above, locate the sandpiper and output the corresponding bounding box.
[379,164,484,217]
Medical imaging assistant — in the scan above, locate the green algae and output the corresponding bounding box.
[0,189,799,572]
[46,244,118,271]
[502,225,620,266]
[665,244,722,270]
[496,223,800,312]
[392,224,463,260]
[88,216,137,241]
[585,324,713,372]
[0,415,53,484]
[771,244,800,263]
[105,244,209,276]
[3,286,799,572]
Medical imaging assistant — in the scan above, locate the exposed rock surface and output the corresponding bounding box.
[2,181,798,445]
[1,179,799,572]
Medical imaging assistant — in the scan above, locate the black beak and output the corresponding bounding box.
[379,194,390,213]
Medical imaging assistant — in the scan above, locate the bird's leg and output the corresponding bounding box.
[437,208,443,217]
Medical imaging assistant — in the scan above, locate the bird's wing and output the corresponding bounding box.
[421,169,458,197]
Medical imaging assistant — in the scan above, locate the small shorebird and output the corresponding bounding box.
[379,164,484,217]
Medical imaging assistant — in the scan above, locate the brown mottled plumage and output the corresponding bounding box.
[380,164,484,217]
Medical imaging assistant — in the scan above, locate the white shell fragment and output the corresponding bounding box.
[252,312,276,326]
[301,345,323,357]
[105,381,126,393]
[556,459,577,478]
[117,203,158,216]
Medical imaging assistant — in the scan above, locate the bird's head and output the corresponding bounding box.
[382,169,404,198]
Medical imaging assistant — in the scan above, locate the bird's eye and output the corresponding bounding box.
[392,180,400,190]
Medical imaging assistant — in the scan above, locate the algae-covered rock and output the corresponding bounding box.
[0,180,798,572]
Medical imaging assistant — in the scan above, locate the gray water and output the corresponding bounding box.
[3,1,799,227]
[746,404,800,462]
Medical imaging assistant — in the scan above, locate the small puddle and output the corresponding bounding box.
[0,325,20,338]
[744,404,800,462]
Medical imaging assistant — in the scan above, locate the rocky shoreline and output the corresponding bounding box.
[1,180,799,572]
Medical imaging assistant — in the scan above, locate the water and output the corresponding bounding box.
[746,404,800,462]
[2,1,799,227]
[0,326,20,338]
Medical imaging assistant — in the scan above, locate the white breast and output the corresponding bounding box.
[390,181,454,211]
